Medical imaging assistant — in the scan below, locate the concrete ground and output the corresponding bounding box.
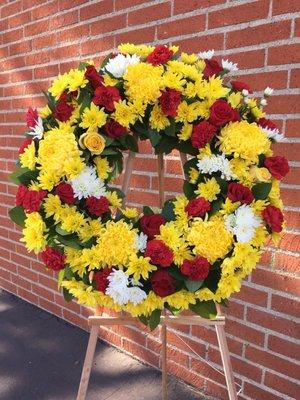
[0,289,208,400]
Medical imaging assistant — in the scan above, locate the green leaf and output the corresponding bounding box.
[164,118,176,137]
[185,279,204,292]
[78,61,90,71]
[209,199,223,216]
[183,181,195,199]
[143,205,154,215]
[101,148,119,156]
[105,137,115,147]
[138,315,149,326]
[252,182,272,200]
[148,309,161,330]
[183,157,198,179]
[57,269,65,288]
[189,300,217,319]
[125,134,139,152]
[63,288,73,302]
[10,167,39,185]
[168,267,185,281]
[79,91,92,114]
[57,235,82,249]
[176,140,198,156]
[148,130,161,147]
[9,206,26,227]
[43,91,56,110]
[55,225,71,236]
[154,136,177,155]
[161,201,176,221]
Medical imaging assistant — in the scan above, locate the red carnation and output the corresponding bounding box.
[145,239,173,267]
[159,89,181,117]
[147,45,173,65]
[264,156,289,180]
[209,99,240,127]
[94,268,112,293]
[140,214,166,239]
[191,120,217,149]
[262,205,284,233]
[151,269,176,297]
[203,59,222,79]
[185,197,210,217]
[41,247,65,271]
[16,185,28,206]
[258,118,277,131]
[93,86,121,112]
[231,80,252,93]
[85,65,104,89]
[104,119,127,138]
[86,196,109,217]
[53,101,74,122]
[22,190,47,213]
[55,182,75,205]
[18,138,33,155]
[26,107,38,128]
[227,183,254,205]
[181,256,210,281]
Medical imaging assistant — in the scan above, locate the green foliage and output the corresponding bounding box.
[10,167,39,185]
[252,182,272,200]
[185,279,204,292]
[148,309,161,330]
[161,200,176,221]
[183,181,195,199]
[189,300,217,319]
[9,206,26,227]
[63,288,73,302]
[143,205,154,215]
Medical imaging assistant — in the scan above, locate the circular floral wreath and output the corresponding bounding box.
[10,43,289,327]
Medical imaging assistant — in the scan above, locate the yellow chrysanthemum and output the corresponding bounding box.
[106,191,122,208]
[103,75,118,86]
[227,92,241,108]
[203,76,230,101]
[19,142,36,170]
[247,98,265,119]
[113,100,138,128]
[43,194,62,218]
[249,166,271,183]
[180,52,198,64]
[67,68,88,92]
[251,226,268,247]
[39,105,52,119]
[188,167,199,184]
[79,103,107,131]
[20,212,47,254]
[196,177,220,201]
[178,123,193,141]
[195,287,215,301]
[157,221,183,251]
[118,43,155,57]
[220,198,239,215]
[48,73,69,99]
[122,207,139,219]
[93,156,111,180]
[149,104,170,131]
[60,209,86,233]
[124,291,164,317]
[268,179,283,209]
[175,101,200,123]
[229,158,251,185]
[165,290,196,309]
[163,70,186,90]
[126,254,157,281]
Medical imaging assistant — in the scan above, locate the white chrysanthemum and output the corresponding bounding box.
[242,89,249,97]
[264,87,274,96]
[135,232,148,253]
[107,269,129,289]
[260,98,267,107]
[197,154,236,180]
[225,205,262,243]
[127,286,147,305]
[198,49,214,59]
[70,166,106,200]
[106,269,146,305]
[105,54,140,78]
[222,59,238,72]
[28,117,44,140]
[262,127,285,142]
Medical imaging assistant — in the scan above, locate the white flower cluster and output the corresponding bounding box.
[197,154,236,180]
[28,116,44,140]
[225,205,262,243]
[104,53,140,78]
[198,49,214,59]
[135,232,148,253]
[261,126,285,143]
[222,59,238,72]
[70,166,106,200]
[105,269,147,305]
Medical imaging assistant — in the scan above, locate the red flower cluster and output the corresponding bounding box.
[227,183,254,205]
[181,256,210,281]
[159,89,181,117]
[147,45,173,65]
[258,118,277,131]
[203,59,222,79]
[104,119,127,138]
[231,80,252,93]
[94,268,112,293]
[84,65,104,89]
[185,197,210,217]
[26,107,38,128]
[191,120,217,149]
[151,269,176,297]
[145,239,173,267]
[53,100,74,122]
[18,138,33,155]
[264,156,289,180]
[93,85,121,112]
[16,185,47,213]
[55,182,75,205]
[140,214,166,239]
[41,247,65,271]
[209,99,240,127]
[86,196,109,217]
[262,205,284,233]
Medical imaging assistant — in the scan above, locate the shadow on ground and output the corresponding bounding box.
[0,290,208,400]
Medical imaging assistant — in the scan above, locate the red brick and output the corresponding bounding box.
[232,285,268,307]
[122,339,159,367]
[157,14,206,40]
[268,43,300,65]
[115,0,151,10]
[63,309,88,330]
[58,0,87,11]
[282,166,299,184]
[128,2,171,26]
[265,371,300,399]
[290,68,300,88]
[266,94,300,115]
[1,1,22,18]
[90,14,127,35]
[271,293,300,319]
[228,49,265,69]
[268,334,300,359]
[178,33,224,53]
[244,382,282,400]
[239,70,287,91]
[31,1,59,19]
[32,283,55,302]
[10,40,31,56]
[272,0,300,15]
[251,267,300,296]
[205,380,230,400]
[168,360,206,389]
[17,287,39,305]
[285,119,300,138]
[116,325,146,347]
[81,37,115,56]
[296,17,300,36]
[80,0,114,21]
[274,251,300,274]
[58,24,89,42]
[152,176,183,193]
[226,318,265,346]
[24,20,49,37]
[222,300,244,320]
[173,0,225,14]
[98,327,122,347]
[281,188,300,207]
[227,20,291,48]
[39,297,62,317]
[50,10,78,28]
[167,331,206,358]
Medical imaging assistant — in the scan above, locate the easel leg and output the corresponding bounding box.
[161,324,168,400]
[215,325,238,400]
[76,325,99,400]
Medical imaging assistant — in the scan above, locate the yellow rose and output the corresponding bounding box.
[79,131,105,155]
[249,166,271,182]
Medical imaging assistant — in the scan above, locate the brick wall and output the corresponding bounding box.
[0,0,299,399]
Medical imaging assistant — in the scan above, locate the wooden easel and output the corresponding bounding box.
[76,144,239,400]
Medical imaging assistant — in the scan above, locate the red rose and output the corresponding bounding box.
[55,182,75,205]
[258,118,277,131]
[22,190,47,213]
[209,99,240,127]
[159,89,181,117]
[53,101,74,122]
[85,65,104,89]
[191,120,217,148]
[26,107,38,128]
[86,196,109,217]
[227,183,254,205]
[16,185,28,206]
[147,45,173,65]
[18,138,33,155]
[203,59,222,79]
[104,119,127,138]
[181,256,210,281]
[231,80,252,93]
[151,269,176,297]
[93,86,121,112]
[262,205,284,233]
[140,214,166,239]
[185,197,210,217]
[94,268,112,293]
[145,239,173,267]
[41,247,65,271]
[264,156,289,180]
